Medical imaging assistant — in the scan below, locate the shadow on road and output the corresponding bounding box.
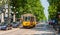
[31,24,54,32]
[30,23,56,35]
[33,33,56,35]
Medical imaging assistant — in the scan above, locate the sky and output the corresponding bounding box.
[40,0,49,20]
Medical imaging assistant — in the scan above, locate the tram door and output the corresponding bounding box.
[30,17,34,24]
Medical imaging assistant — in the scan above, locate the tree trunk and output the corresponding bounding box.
[1,13,4,23]
[13,14,15,22]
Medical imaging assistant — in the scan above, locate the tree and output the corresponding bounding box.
[48,0,60,19]
[10,0,47,21]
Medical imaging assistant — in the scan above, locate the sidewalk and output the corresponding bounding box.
[0,28,19,35]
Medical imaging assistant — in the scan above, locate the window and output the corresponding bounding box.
[30,17,34,21]
[24,16,30,21]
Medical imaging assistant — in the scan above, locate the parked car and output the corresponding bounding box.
[0,23,12,30]
[48,20,53,25]
[11,22,20,28]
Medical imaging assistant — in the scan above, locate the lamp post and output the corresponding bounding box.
[13,7,16,22]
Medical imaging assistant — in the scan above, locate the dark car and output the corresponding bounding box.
[11,22,20,28]
[48,20,53,25]
[0,23,12,30]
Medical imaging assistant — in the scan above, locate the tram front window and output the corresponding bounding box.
[24,17,30,21]
[30,17,34,22]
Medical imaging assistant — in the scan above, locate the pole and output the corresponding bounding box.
[1,0,5,23]
[13,13,15,22]
[13,7,16,22]
[8,0,10,24]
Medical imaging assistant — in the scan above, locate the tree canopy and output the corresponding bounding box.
[10,0,47,21]
[48,0,60,19]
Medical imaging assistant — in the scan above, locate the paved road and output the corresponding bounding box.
[0,22,57,35]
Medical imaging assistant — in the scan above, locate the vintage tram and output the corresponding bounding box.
[21,14,37,28]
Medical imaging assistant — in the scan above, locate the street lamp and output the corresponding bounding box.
[16,12,18,14]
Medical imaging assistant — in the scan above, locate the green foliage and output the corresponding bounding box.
[10,0,47,21]
[48,5,57,19]
[48,0,60,19]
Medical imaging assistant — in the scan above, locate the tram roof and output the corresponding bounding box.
[21,13,35,17]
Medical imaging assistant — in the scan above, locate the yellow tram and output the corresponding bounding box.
[21,14,36,28]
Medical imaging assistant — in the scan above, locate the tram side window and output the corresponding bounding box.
[30,17,34,21]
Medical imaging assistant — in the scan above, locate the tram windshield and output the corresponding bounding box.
[24,16,30,21]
